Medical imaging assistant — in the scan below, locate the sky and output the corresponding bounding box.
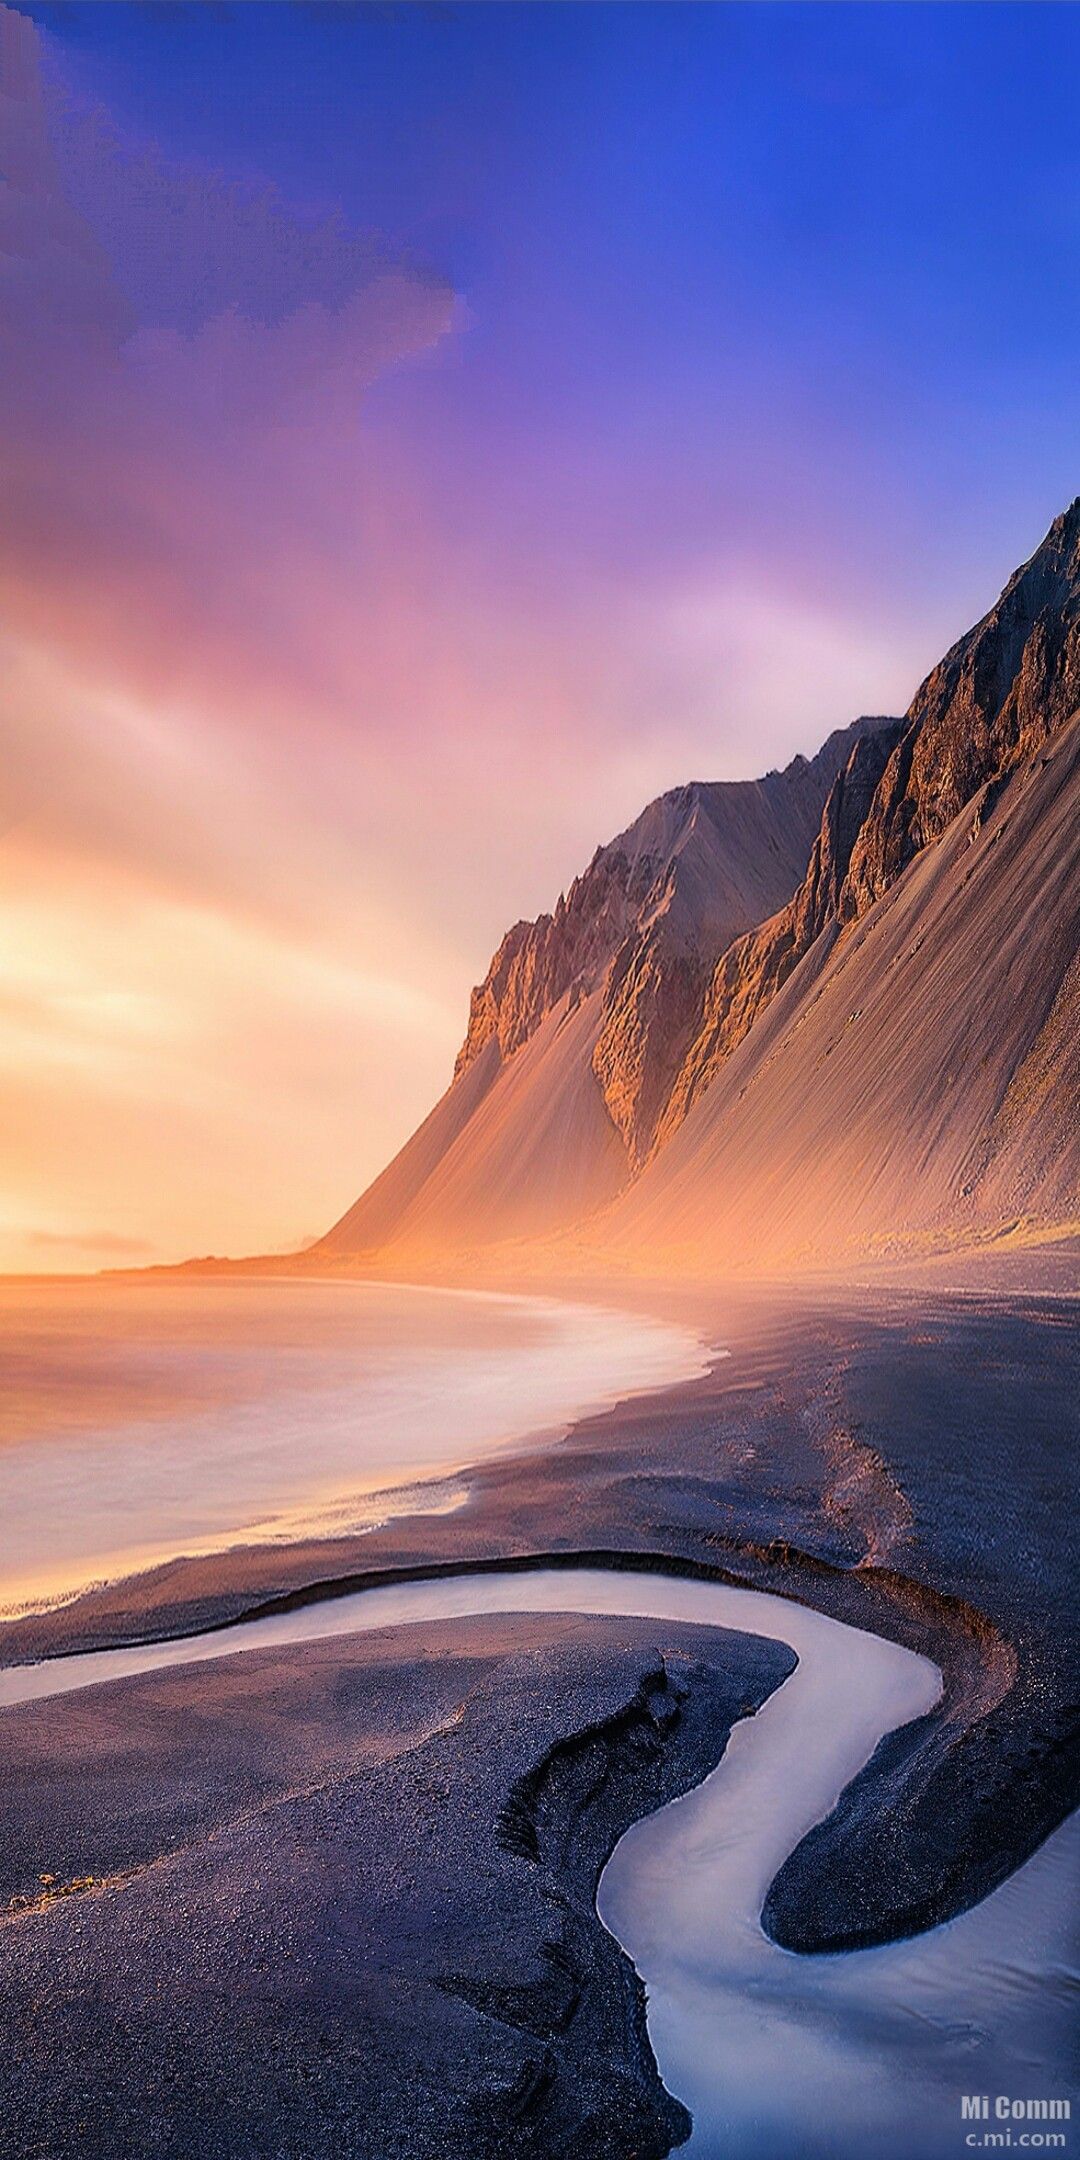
[1,0,1078,1272]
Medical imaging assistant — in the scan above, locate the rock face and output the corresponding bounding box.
[453,859,640,1082]
[605,501,1080,1266]
[453,728,887,1170]
[320,724,882,1253]
[653,499,1080,1155]
[656,721,904,1147]
[610,705,1080,1265]
[322,496,1080,1269]
[840,496,1080,921]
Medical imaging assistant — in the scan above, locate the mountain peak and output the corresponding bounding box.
[840,498,1080,919]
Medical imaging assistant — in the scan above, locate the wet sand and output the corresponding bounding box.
[2,1566,1073,2160]
[0,1608,792,2160]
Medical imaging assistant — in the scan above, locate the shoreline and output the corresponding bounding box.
[0,1608,794,2160]
[3,1282,1076,1957]
[5,1561,1073,2159]
[0,1274,711,1622]
[0,1565,946,2157]
[0,1276,1076,2156]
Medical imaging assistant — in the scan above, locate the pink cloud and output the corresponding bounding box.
[0,2,460,747]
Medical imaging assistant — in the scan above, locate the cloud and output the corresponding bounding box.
[622,569,918,771]
[0,820,460,1273]
[0,2,459,743]
[0,1,484,974]
[25,1228,153,1257]
[40,42,443,336]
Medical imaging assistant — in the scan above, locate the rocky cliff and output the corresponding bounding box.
[609,703,1080,1266]
[656,720,903,1146]
[453,728,887,1145]
[605,501,1080,1266]
[650,498,1080,1156]
[320,723,882,1253]
[840,496,1080,920]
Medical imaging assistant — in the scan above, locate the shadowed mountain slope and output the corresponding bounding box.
[655,499,1080,1156]
[607,702,1080,1267]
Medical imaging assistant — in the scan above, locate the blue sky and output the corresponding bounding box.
[21,0,1079,607]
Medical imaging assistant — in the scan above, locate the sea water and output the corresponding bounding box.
[0,1276,705,1613]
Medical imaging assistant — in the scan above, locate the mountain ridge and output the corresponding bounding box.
[649,498,1080,1151]
[607,701,1080,1267]
[321,498,1080,1271]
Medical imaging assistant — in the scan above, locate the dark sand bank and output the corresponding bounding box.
[0,1614,790,2160]
[6,1288,1076,1957]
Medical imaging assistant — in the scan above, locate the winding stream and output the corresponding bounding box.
[1,1566,1075,2158]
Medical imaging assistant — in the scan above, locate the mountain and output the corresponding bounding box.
[321,497,1080,1274]
[611,704,1080,1267]
[654,718,904,1147]
[319,722,887,1256]
[607,497,1080,1266]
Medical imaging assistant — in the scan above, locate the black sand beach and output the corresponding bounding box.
[0,1613,790,2160]
[6,1288,1077,1940]
[1,1283,1077,2154]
